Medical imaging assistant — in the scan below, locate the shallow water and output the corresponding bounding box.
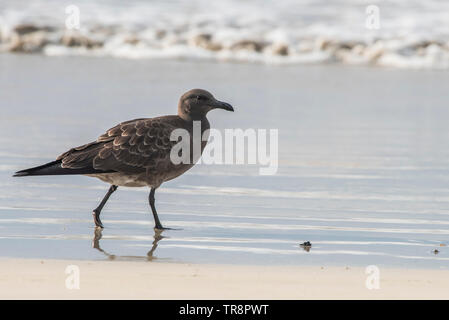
[1,54,449,268]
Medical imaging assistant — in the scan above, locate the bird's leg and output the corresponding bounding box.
[92,185,118,228]
[149,187,165,230]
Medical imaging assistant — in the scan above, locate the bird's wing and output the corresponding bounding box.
[57,117,181,174]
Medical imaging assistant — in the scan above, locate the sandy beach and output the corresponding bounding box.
[0,258,448,299]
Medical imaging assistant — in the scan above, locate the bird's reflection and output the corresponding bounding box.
[92,227,166,261]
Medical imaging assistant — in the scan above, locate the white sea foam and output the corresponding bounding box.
[0,0,448,68]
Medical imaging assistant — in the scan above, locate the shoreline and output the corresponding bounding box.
[1,258,448,299]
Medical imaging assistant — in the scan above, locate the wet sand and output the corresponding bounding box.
[1,258,448,299]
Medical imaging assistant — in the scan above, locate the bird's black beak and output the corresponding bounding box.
[212,100,234,112]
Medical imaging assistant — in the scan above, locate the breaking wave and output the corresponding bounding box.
[1,0,449,68]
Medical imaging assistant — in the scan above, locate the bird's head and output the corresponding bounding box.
[178,89,234,120]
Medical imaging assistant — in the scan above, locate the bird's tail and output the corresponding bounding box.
[13,160,110,177]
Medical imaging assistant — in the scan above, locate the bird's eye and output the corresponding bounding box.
[196,95,205,101]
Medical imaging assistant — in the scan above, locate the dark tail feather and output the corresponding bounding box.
[13,160,114,177]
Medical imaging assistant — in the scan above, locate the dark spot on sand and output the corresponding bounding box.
[300,241,312,252]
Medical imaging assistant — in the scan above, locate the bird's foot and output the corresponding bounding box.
[154,225,180,231]
[92,211,104,229]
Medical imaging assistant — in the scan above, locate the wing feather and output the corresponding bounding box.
[57,116,182,175]
[93,117,181,174]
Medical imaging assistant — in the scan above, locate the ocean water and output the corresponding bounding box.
[0,54,448,268]
[0,0,449,68]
